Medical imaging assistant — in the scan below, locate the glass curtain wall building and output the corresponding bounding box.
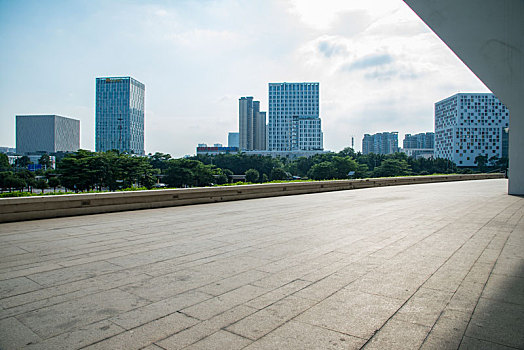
[95,77,145,155]
[268,82,323,151]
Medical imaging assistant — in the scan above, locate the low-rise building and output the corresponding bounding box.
[196,144,239,155]
[16,115,80,154]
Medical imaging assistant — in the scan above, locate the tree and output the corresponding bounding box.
[15,156,31,169]
[35,178,49,193]
[0,172,26,192]
[354,163,369,178]
[338,147,356,158]
[474,155,488,172]
[58,150,96,191]
[212,168,228,185]
[48,176,60,192]
[495,157,509,171]
[165,165,193,187]
[149,152,172,170]
[0,153,10,170]
[38,154,52,170]
[270,168,289,181]
[373,159,411,177]
[222,169,233,183]
[308,162,336,180]
[164,159,215,187]
[245,169,259,183]
[331,156,358,179]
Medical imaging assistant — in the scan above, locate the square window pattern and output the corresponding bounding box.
[435,93,508,166]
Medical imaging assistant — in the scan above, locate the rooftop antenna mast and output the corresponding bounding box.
[118,110,123,153]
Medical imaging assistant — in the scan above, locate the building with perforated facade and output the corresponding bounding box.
[434,93,509,166]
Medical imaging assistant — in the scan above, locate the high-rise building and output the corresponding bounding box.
[239,97,266,150]
[403,132,434,149]
[228,132,239,148]
[434,93,509,166]
[362,132,398,155]
[268,82,323,151]
[16,115,80,154]
[95,76,145,155]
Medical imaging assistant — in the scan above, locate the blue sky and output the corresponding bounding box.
[0,0,489,156]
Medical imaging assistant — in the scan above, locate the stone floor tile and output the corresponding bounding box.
[183,330,252,350]
[226,295,315,340]
[245,279,311,310]
[181,285,267,320]
[347,270,429,300]
[16,288,149,338]
[295,289,404,339]
[243,320,366,350]
[0,276,41,299]
[196,269,269,296]
[459,336,517,350]
[395,288,453,326]
[157,305,257,350]
[363,319,430,349]
[481,273,524,305]
[446,281,485,314]
[0,179,521,349]
[142,344,165,350]
[23,319,125,350]
[420,310,471,350]
[462,262,495,285]
[0,317,41,350]
[492,257,524,278]
[110,290,211,330]
[120,270,218,302]
[465,297,524,348]
[27,261,123,287]
[499,243,524,260]
[82,312,198,350]
[293,270,362,302]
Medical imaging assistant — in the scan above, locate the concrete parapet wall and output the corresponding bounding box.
[0,173,504,223]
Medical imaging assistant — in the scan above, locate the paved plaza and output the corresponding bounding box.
[0,178,523,349]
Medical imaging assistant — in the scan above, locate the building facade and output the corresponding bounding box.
[239,97,266,151]
[196,144,239,156]
[403,132,434,149]
[434,93,509,166]
[228,132,239,148]
[268,82,323,151]
[362,132,398,155]
[16,115,80,154]
[0,147,16,154]
[95,77,145,155]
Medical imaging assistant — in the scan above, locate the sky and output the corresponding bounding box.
[0,0,490,156]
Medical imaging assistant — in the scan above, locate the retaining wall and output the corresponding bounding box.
[0,173,504,223]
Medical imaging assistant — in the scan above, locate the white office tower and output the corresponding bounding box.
[435,93,509,166]
[268,82,323,151]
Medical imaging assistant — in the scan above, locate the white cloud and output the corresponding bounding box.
[0,0,490,156]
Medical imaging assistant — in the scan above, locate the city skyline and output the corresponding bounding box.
[0,0,490,157]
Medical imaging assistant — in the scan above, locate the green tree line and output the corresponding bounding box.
[0,149,508,195]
